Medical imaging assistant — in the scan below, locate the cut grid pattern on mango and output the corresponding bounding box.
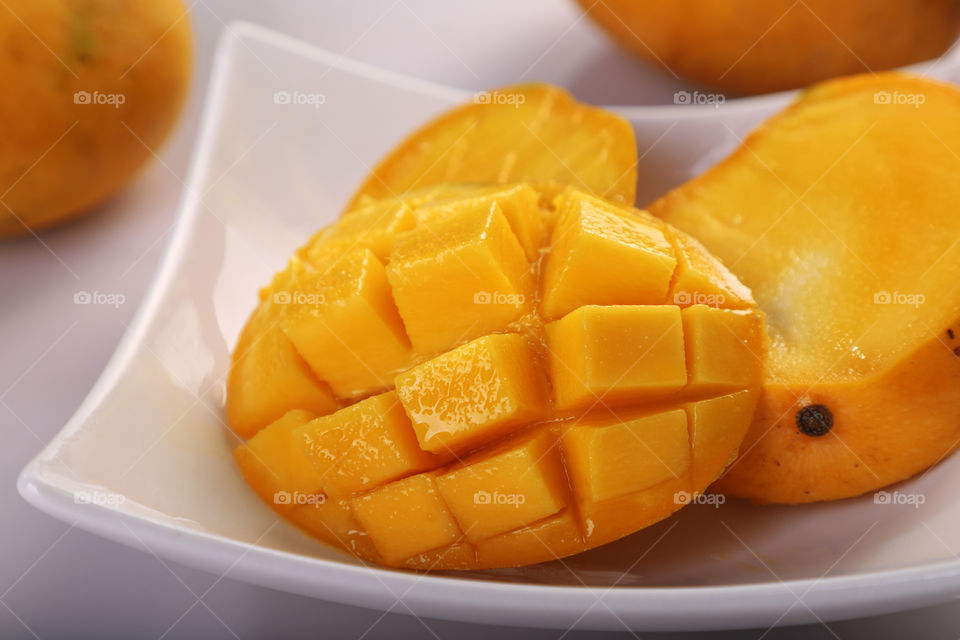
[229,185,765,570]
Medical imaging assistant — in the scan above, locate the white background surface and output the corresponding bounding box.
[2,1,959,638]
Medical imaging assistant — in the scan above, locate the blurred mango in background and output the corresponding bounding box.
[577,0,960,95]
[0,0,192,238]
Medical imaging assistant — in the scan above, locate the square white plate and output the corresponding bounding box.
[18,22,960,632]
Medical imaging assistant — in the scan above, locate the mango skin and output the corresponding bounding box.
[0,0,192,237]
[577,0,960,95]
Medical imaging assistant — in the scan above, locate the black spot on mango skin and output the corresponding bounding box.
[796,404,833,437]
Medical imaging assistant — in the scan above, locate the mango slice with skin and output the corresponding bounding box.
[230,184,765,570]
[649,73,960,503]
[344,84,638,212]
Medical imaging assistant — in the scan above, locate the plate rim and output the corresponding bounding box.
[17,20,960,631]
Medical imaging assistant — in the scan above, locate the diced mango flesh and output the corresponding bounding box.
[299,392,438,498]
[386,203,532,354]
[540,190,676,320]
[395,333,548,455]
[436,428,568,542]
[547,305,688,411]
[562,409,691,502]
[351,473,463,564]
[228,183,763,570]
[281,248,410,398]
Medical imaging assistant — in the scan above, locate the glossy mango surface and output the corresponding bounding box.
[229,186,764,569]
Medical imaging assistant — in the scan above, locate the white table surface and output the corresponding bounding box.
[2,1,959,638]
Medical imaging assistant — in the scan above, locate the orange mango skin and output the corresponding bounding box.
[716,325,960,503]
[231,184,765,570]
[0,0,192,237]
[650,73,960,503]
[345,84,638,211]
[577,0,960,95]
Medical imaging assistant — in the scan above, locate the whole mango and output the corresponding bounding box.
[0,0,192,237]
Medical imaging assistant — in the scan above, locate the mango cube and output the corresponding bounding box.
[682,305,765,392]
[562,409,691,503]
[540,190,676,319]
[298,392,437,498]
[351,474,462,563]
[287,498,379,559]
[684,390,758,487]
[233,410,324,512]
[281,248,410,398]
[395,333,548,455]
[417,184,545,260]
[227,302,339,438]
[303,200,416,263]
[436,429,568,542]
[668,232,754,309]
[475,510,583,568]
[547,305,687,410]
[577,475,691,546]
[386,204,531,354]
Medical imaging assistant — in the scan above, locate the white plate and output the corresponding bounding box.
[18,22,960,632]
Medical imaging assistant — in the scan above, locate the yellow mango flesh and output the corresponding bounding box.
[650,73,960,502]
[230,185,764,569]
[541,191,677,319]
[281,248,411,398]
[386,202,532,355]
[345,84,638,211]
[547,305,688,410]
[395,333,548,455]
[227,300,339,439]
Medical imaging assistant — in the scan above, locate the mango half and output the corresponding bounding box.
[650,73,960,503]
[229,185,765,570]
